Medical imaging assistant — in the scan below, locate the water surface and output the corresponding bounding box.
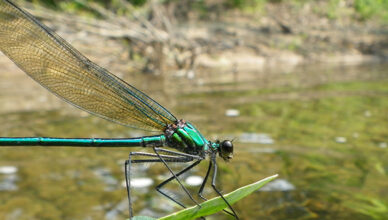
[0,62,387,219]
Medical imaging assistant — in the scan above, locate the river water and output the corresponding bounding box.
[0,61,387,219]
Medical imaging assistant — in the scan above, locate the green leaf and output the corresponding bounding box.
[159,174,278,220]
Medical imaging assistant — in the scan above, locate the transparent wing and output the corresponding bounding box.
[0,0,176,131]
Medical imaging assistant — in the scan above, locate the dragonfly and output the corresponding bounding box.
[0,0,238,219]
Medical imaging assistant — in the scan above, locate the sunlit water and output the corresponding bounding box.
[0,62,387,220]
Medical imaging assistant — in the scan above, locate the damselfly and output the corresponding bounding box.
[0,0,238,218]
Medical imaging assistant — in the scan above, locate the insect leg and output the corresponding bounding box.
[153,147,202,207]
[125,151,197,218]
[156,159,201,208]
[210,153,240,220]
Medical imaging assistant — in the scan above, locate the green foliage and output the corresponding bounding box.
[226,0,266,9]
[354,0,388,21]
[129,0,147,7]
[25,0,57,8]
[126,175,277,220]
[158,175,278,220]
[327,0,340,19]
[25,0,135,15]
[345,196,388,219]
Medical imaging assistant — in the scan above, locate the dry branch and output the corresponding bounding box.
[20,1,203,74]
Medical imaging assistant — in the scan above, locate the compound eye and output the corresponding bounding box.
[221,140,233,153]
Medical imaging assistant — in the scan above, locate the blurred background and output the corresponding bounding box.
[0,0,387,219]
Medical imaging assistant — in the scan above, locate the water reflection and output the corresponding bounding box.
[0,166,17,174]
[0,63,387,219]
[259,179,295,192]
[129,177,154,188]
[239,133,275,144]
[0,166,18,192]
[93,167,118,192]
[225,109,240,117]
[0,175,18,191]
[104,199,128,220]
[185,175,203,186]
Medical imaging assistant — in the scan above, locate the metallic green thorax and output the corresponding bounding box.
[165,120,217,153]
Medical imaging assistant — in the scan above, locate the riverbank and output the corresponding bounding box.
[8,1,388,74]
